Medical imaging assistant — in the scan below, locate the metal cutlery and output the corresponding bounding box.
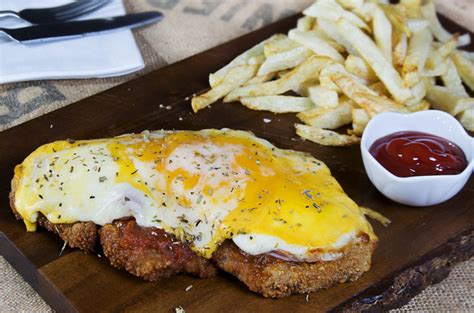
[0,0,112,24]
[0,11,163,44]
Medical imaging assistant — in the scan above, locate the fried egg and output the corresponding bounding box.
[13,129,376,260]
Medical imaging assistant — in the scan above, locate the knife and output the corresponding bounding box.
[0,11,163,44]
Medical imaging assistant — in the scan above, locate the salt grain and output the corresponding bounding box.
[185,285,193,292]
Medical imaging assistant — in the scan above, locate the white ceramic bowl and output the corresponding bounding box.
[361,110,473,207]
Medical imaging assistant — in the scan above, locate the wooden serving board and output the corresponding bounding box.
[0,14,472,313]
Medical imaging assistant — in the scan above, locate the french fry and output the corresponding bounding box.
[437,38,459,58]
[319,63,359,92]
[403,27,432,87]
[421,1,471,47]
[407,99,430,112]
[247,55,266,65]
[425,76,436,88]
[400,0,422,18]
[288,29,345,63]
[331,72,378,99]
[422,54,448,77]
[304,0,369,30]
[297,16,315,32]
[209,41,265,87]
[297,98,352,129]
[224,56,334,102]
[459,50,474,62]
[450,51,474,91]
[353,93,410,117]
[457,108,474,132]
[423,38,457,77]
[349,108,370,136]
[369,82,390,97]
[406,18,429,32]
[440,59,469,98]
[345,55,377,82]
[295,124,360,146]
[240,96,315,113]
[276,69,291,79]
[312,28,346,52]
[373,6,393,64]
[361,207,392,226]
[350,2,375,23]
[192,64,259,112]
[380,3,411,37]
[426,85,474,116]
[318,18,359,56]
[307,86,339,108]
[243,72,276,87]
[337,19,413,103]
[258,46,313,76]
[393,32,408,67]
[337,0,363,10]
[292,79,319,97]
[405,78,428,107]
[263,34,301,57]
[422,64,448,78]
[331,72,406,117]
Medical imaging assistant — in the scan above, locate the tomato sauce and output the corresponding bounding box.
[118,219,195,263]
[369,131,468,177]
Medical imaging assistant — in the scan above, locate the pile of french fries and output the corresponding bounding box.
[191,0,474,146]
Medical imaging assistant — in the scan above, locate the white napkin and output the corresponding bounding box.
[0,0,144,84]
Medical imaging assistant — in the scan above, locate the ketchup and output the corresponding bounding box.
[369,131,467,177]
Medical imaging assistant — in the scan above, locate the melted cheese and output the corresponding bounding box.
[13,129,376,260]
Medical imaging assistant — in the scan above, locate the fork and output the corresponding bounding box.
[0,0,112,24]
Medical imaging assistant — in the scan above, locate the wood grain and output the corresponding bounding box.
[0,14,472,313]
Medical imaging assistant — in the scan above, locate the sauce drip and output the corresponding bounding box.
[369,131,467,177]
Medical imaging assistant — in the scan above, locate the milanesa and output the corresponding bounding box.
[10,129,378,298]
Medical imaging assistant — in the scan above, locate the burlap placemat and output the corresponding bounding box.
[0,0,472,312]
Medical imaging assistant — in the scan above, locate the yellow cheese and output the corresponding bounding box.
[13,129,376,259]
